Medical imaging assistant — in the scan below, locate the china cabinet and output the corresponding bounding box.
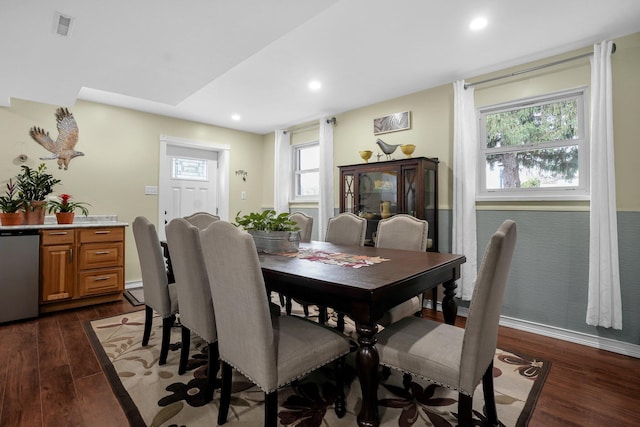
[338,157,438,250]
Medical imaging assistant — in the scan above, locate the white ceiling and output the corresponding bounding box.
[3,0,640,135]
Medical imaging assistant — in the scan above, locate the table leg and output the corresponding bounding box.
[355,322,379,427]
[442,279,458,325]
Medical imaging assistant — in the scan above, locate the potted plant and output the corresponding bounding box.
[47,193,91,224]
[0,178,24,226]
[16,163,61,224]
[234,209,300,253]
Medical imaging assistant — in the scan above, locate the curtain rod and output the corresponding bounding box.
[285,117,336,133]
[464,43,616,89]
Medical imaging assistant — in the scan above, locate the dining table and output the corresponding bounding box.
[260,240,466,427]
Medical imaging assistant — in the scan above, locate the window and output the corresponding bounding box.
[292,141,319,200]
[171,157,208,181]
[477,88,589,200]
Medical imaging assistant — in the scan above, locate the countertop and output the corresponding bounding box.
[0,215,128,231]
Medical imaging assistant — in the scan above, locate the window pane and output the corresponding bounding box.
[485,99,579,149]
[484,146,579,189]
[171,157,207,181]
[299,145,319,170]
[297,171,319,196]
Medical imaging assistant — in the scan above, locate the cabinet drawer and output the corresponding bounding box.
[78,227,124,244]
[41,229,75,245]
[79,242,123,269]
[78,268,123,296]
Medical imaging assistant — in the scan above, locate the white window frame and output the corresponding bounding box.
[291,140,320,202]
[477,87,590,201]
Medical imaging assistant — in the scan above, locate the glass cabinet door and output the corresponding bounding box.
[358,170,397,218]
[342,172,355,213]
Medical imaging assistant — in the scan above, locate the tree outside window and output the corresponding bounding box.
[478,88,589,200]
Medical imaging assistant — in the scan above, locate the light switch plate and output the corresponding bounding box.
[145,185,158,195]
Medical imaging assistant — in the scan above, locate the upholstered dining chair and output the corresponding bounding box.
[376,220,517,427]
[165,218,218,402]
[288,211,313,242]
[200,221,350,427]
[325,212,367,246]
[324,212,367,328]
[132,216,179,365]
[375,214,429,327]
[284,212,314,315]
[183,211,220,230]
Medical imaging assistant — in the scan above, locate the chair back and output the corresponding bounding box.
[375,214,428,251]
[200,221,277,390]
[132,216,172,316]
[459,220,517,393]
[289,212,313,243]
[165,218,217,343]
[183,211,220,230]
[325,212,367,246]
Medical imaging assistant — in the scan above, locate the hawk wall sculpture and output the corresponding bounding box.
[29,107,84,170]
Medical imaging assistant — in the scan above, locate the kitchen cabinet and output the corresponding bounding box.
[339,157,439,250]
[39,226,125,313]
[40,229,75,302]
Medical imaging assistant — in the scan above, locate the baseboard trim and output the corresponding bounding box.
[498,315,640,359]
[125,280,142,290]
[426,300,639,359]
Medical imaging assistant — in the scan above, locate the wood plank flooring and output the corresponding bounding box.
[0,297,637,426]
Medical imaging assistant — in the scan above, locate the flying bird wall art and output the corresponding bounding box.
[29,107,84,170]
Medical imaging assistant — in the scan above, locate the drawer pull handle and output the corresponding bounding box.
[49,232,68,236]
[95,251,111,255]
[94,277,110,281]
[95,231,111,234]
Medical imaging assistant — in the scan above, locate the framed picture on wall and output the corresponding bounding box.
[373,111,411,135]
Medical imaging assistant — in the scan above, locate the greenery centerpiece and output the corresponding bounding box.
[0,179,24,225]
[234,209,300,253]
[16,163,61,224]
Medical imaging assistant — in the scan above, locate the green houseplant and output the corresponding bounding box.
[16,163,61,224]
[0,179,24,225]
[47,193,91,224]
[234,209,300,253]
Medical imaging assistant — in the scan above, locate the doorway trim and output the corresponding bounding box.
[159,135,230,228]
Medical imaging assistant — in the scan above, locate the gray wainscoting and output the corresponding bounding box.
[476,210,639,347]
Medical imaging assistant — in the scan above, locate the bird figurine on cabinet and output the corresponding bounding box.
[376,138,400,160]
[29,107,84,170]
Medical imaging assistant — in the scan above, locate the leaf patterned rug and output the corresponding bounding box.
[85,308,549,427]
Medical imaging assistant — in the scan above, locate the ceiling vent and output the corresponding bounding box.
[53,12,74,37]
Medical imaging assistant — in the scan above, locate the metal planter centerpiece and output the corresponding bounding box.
[235,209,301,254]
[249,229,300,253]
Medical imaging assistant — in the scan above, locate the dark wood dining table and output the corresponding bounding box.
[260,241,466,427]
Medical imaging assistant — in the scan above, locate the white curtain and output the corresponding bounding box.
[452,80,478,300]
[273,130,291,213]
[587,41,622,329]
[318,118,334,241]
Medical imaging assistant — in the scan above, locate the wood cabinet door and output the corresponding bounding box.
[41,244,74,302]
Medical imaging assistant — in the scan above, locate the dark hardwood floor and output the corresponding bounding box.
[0,298,637,426]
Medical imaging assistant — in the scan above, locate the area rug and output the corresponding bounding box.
[123,287,145,306]
[85,308,549,427]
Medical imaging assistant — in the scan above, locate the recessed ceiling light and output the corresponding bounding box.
[231,114,241,121]
[308,80,322,91]
[469,17,488,30]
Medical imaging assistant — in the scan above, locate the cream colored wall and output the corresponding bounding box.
[261,32,640,213]
[332,85,453,207]
[0,98,265,282]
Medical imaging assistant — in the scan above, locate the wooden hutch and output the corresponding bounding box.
[338,156,439,250]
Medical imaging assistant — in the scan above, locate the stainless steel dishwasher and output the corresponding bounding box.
[0,228,40,323]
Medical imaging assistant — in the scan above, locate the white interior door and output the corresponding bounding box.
[159,135,230,239]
